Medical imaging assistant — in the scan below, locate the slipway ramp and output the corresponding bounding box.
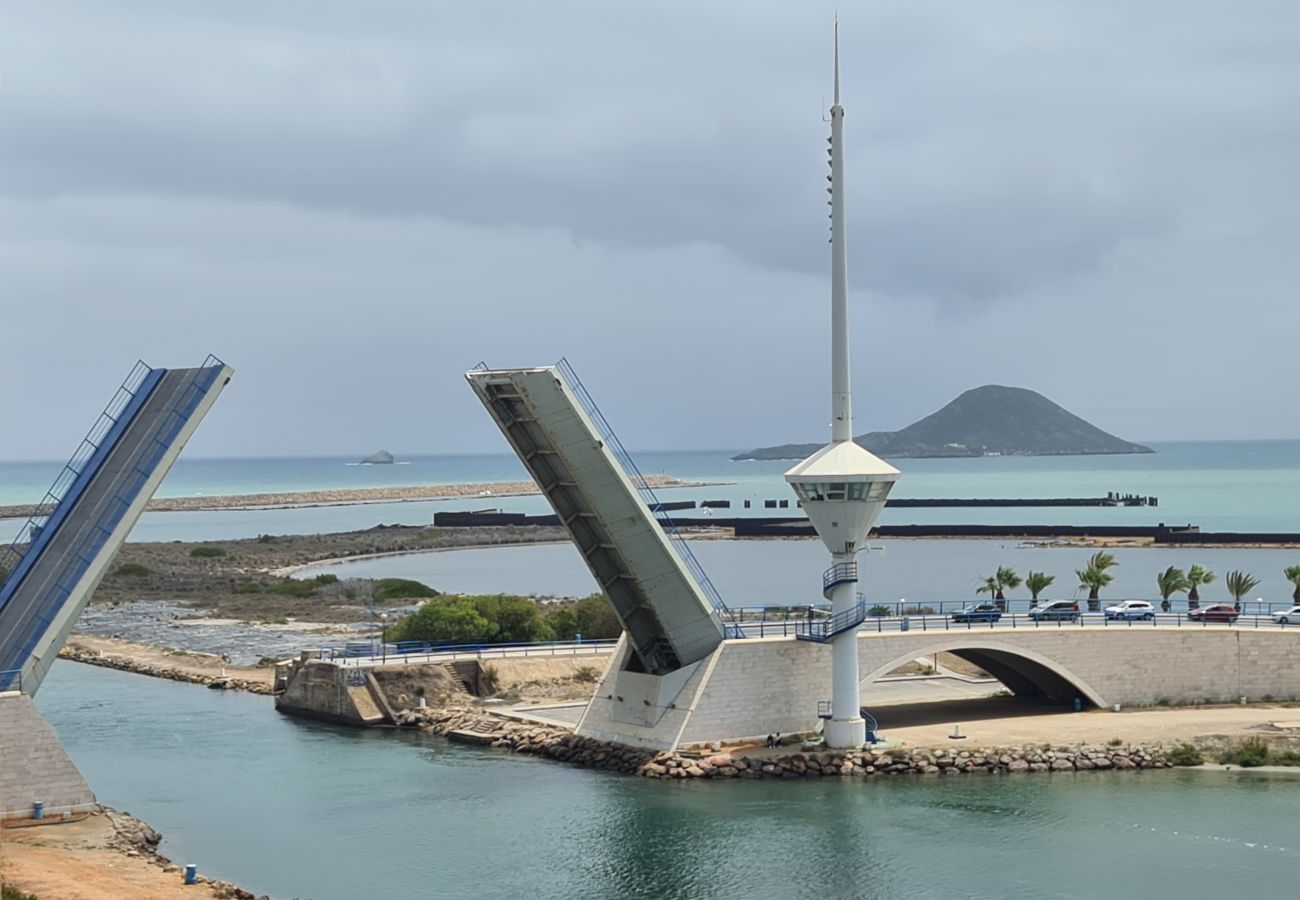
[0,356,233,695]
[466,360,733,676]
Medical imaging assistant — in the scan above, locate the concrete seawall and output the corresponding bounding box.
[274,661,396,726]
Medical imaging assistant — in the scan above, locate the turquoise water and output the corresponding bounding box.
[36,662,1300,900]
[3,442,1300,543]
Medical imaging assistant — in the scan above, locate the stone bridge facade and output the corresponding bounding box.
[575,626,1300,750]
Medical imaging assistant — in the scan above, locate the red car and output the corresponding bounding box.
[1188,604,1239,623]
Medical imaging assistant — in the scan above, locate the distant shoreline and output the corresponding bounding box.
[0,475,719,519]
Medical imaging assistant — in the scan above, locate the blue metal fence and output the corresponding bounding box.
[554,358,743,638]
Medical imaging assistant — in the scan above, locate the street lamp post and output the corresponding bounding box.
[379,612,389,664]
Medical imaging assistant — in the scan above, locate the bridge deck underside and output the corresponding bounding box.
[0,366,224,693]
[467,368,723,674]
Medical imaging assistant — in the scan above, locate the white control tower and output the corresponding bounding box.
[784,26,901,749]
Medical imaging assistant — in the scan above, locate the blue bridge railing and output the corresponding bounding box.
[0,360,154,594]
[0,357,226,688]
[555,358,743,639]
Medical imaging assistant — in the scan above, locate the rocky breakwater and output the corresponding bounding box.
[59,643,273,694]
[640,744,1174,780]
[395,707,1175,781]
[396,706,658,773]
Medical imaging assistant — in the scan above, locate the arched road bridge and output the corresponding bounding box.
[575,620,1300,750]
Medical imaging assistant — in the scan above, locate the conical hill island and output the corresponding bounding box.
[734,385,1153,461]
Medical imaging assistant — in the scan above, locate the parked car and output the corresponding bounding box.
[1029,600,1080,622]
[1271,606,1300,625]
[1104,600,1155,621]
[951,603,1002,623]
[1188,604,1239,623]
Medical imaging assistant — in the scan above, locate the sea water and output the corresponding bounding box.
[36,662,1300,900]
[3,441,1300,542]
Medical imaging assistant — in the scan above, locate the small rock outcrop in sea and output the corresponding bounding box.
[360,450,396,464]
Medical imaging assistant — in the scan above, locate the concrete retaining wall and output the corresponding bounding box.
[275,661,394,726]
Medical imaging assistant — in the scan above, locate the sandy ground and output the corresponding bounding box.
[0,474,706,518]
[62,634,275,690]
[872,695,1300,747]
[1,814,238,900]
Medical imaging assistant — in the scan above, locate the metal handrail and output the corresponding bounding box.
[319,637,620,665]
[796,598,868,642]
[822,562,859,593]
[0,668,22,693]
[0,358,226,676]
[555,357,741,637]
[0,360,154,589]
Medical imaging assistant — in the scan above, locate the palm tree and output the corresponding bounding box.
[1155,566,1190,612]
[1088,551,1118,573]
[1224,570,1260,609]
[1025,571,1055,606]
[1076,566,1114,605]
[1186,564,1216,608]
[976,566,1022,610]
[1076,552,1118,610]
[1285,565,1300,604]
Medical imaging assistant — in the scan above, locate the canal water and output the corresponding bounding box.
[37,662,1300,900]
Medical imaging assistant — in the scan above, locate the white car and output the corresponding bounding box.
[1272,606,1300,625]
[1104,600,1155,621]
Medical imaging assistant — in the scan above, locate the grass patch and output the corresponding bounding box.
[1218,737,1270,767]
[1166,743,1204,766]
[190,546,227,559]
[112,562,152,577]
[233,582,264,594]
[265,574,338,598]
[4,885,39,900]
[373,578,438,602]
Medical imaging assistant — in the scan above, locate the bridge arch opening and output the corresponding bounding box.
[864,639,1108,710]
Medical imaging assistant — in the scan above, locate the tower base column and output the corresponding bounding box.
[824,716,866,749]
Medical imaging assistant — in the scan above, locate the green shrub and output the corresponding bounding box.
[266,580,318,598]
[1219,737,1270,767]
[190,546,227,559]
[868,605,892,617]
[389,596,496,643]
[1107,737,1124,747]
[313,573,339,586]
[4,884,39,900]
[233,582,264,594]
[1167,743,1204,766]
[373,578,439,602]
[388,593,560,644]
[112,563,152,577]
[257,533,275,544]
[1270,749,1300,766]
[542,593,622,640]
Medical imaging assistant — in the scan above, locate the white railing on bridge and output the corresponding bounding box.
[318,638,620,668]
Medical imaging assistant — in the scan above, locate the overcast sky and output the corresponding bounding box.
[3,1,1299,459]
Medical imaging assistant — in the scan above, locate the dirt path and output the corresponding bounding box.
[61,634,275,691]
[1,812,257,900]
